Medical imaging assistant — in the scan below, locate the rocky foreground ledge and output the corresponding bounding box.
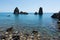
[0,27,59,40]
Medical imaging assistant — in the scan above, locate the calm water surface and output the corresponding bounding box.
[0,12,60,37]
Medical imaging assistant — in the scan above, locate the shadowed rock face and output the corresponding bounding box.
[34,7,43,15]
[51,11,60,20]
[39,7,43,14]
[14,7,28,15]
[14,7,19,14]
[20,11,28,15]
[34,12,38,15]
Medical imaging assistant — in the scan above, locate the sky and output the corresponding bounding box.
[0,0,60,13]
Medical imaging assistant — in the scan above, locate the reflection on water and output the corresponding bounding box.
[0,12,60,37]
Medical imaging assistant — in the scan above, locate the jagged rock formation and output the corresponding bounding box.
[51,11,60,19]
[39,7,43,14]
[20,11,28,15]
[34,7,43,15]
[14,7,28,14]
[14,7,19,14]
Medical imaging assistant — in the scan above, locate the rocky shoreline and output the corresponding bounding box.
[51,11,60,29]
[0,27,59,40]
[51,11,60,19]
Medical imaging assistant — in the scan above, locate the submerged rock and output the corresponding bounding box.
[6,27,13,33]
[32,30,38,35]
[14,7,19,14]
[7,15,10,17]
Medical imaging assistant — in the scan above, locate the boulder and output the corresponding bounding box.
[6,27,13,33]
[32,30,38,35]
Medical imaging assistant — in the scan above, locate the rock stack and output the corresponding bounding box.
[39,7,43,15]
[14,7,19,14]
[14,7,28,14]
[34,7,43,15]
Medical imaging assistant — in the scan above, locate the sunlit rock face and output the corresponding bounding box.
[39,7,43,15]
[14,7,19,14]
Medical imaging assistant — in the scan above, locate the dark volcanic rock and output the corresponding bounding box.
[20,11,28,15]
[39,7,43,14]
[51,13,59,18]
[51,11,60,19]
[14,7,19,14]
[34,7,43,15]
[32,30,38,35]
[58,27,60,29]
[12,35,20,40]
[34,12,38,15]
[57,21,60,24]
[6,27,13,33]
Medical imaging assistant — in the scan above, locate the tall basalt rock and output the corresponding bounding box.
[14,7,19,14]
[39,7,43,14]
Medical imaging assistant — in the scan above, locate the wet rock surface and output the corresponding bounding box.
[0,27,59,40]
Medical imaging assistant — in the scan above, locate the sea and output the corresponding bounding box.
[0,12,60,37]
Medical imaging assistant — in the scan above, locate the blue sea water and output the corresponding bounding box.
[0,12,60,37]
